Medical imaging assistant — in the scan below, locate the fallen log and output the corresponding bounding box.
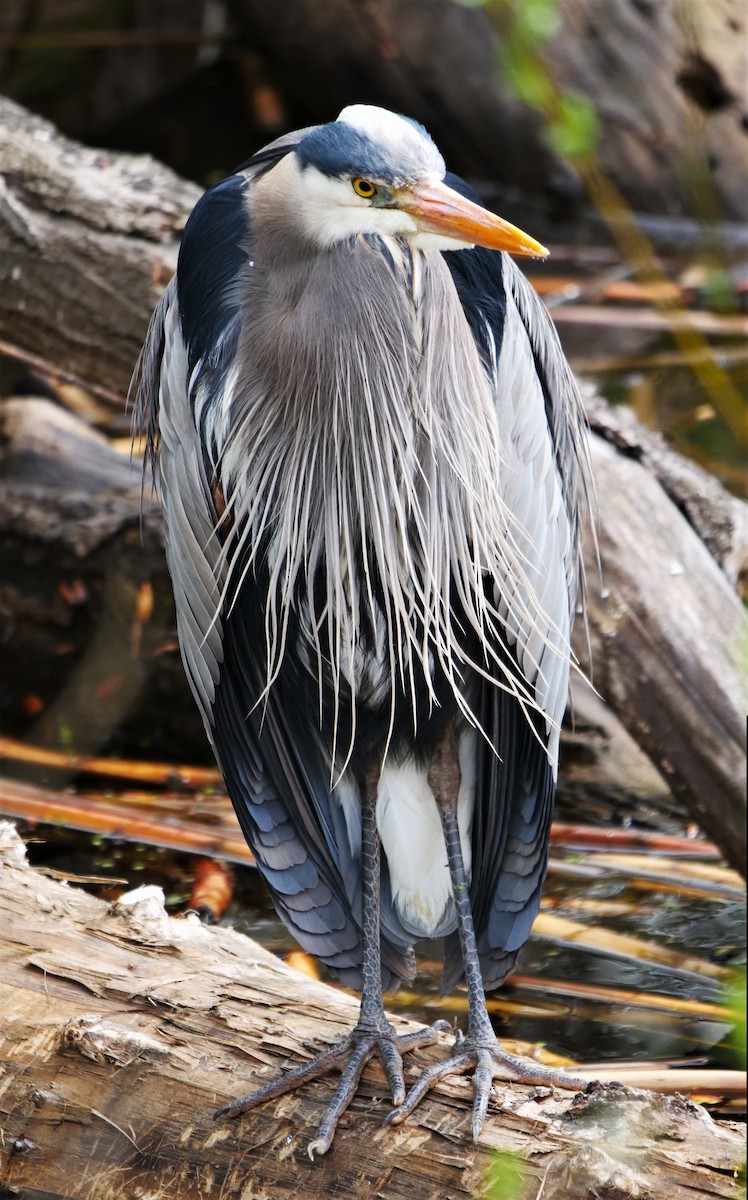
[0,94,198,410]
[0,823,743,1200]
[576,410,747,873]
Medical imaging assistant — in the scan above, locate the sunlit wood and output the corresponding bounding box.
[0,776,252,863]
[574,1068,745,1100]
[549,822,720,857]
[509,976,733,1020]
[0,735,222,789]
[581,853,745,890]
[532,913,731,981]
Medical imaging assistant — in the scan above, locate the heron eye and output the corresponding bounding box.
[352,177,377,199]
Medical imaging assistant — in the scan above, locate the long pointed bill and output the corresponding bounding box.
[398,179,549,258]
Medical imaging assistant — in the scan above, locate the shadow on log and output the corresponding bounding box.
[0,395,205,767]
[0,823,744,1200]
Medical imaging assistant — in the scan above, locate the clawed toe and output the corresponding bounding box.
[489,1045,589,1096]
[214,1015,586,1152]
[215,1019,449,1157]
[387,1037,588,1141]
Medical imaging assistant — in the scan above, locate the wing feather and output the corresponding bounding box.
[132,150,413,989]
[443,197,586,991]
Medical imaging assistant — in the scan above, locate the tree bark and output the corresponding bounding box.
[0,94,199,408]
[576,428,746,874]
[0,95,746,870]
[0,822,743,1200]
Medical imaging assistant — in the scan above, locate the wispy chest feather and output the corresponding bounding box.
[202,235,547,772]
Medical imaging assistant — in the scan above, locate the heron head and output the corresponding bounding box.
[278,105,548,257]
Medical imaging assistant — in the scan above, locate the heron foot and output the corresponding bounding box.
[214,1018,450,1158]
[385,1035,588,1142]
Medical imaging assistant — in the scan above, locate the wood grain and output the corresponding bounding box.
[0,823,744,1200]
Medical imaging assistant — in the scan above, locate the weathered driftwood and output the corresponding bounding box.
[0,96,746,871]
[0,823,743,1200]
[0,94,199,408]
[574,399,748,873]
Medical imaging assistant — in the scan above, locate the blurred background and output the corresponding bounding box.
[0,0,745,1100]
[2,0,747,220]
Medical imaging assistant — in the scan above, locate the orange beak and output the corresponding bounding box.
[397,179,549,258]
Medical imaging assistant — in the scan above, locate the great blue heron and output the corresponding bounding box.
[133,104,589,1155]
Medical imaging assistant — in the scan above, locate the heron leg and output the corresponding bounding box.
[386,723,587,1142]
[214,766,447,1158]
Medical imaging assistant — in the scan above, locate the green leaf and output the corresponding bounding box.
[483,1150,528,1200]
[515,0,561,42]
[724,969,747,1070]
[504,50,555,108]
[544,90,599,160]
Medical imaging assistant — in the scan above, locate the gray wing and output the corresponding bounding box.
[443,244,587,990]
[492,256,587,761]
[133,285,226,727]
[131,150,412,988]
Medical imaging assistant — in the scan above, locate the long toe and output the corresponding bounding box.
[214,1038,349,1120]
[215,1021,449,1157]
[307,1039,374,1159]
[386,1037,588,1135]
[471,1049,493,1142]
[307,1025,450,1158]
[491,1047,588,1091]
[385,1050,476,1126]
[377,1036,406,1108]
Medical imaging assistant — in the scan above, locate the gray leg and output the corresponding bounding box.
[387,724,587,1141]
[215,767,447,1158]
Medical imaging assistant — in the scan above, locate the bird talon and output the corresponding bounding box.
[307,1136,330,1161]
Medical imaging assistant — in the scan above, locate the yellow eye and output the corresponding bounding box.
[352,177,377,199]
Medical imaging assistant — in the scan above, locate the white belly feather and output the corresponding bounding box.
[334,726,476,938]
